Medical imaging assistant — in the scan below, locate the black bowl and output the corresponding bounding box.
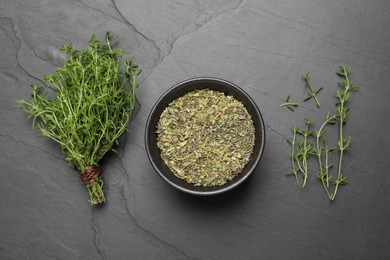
[145,77,266,195]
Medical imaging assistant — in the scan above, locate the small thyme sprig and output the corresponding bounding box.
[303,72,323,108]
[315,117,337,200]
[315,112,336,189]
[287,126,299,184]
[296,117,315,187]
[280,95,299,111]
[302,118,315,187]
[322,137,337,187]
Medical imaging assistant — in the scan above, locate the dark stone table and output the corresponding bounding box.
[1,0,390,259]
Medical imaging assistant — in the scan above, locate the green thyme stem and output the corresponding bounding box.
[302,120,311,188]
[294,171,299,185]
[324,140,330,188]
[316,122,327,182]
[296,157,305,175]
[313,95,321,109]
[291,131,297,170]
[332,183,339,201]
[319,138,333,200]
[316,113,336,189]
[281,95,299,111]
[331,65,351,201]
[332,123,344,200]
[302,132,308,187]
[290,127,299,184]
[87,179,105,204]
[332,119,345,200]
[303,72,323,108]
[320,175,332,199]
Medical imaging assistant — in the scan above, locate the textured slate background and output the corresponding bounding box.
[1,0,390,259]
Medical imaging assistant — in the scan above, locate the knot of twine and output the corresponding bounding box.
[80,165,100,185]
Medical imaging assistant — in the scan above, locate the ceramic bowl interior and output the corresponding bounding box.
[145,78,266,195]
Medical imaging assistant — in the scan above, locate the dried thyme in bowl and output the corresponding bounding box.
[156,89,255,187]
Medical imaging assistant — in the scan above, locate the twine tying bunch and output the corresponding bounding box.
[80,165,100,185]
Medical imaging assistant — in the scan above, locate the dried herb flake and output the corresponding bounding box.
[156,89,255,187]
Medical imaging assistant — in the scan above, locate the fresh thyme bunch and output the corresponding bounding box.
[18,32,140,205]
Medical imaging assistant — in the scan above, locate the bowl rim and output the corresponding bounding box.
[145,77,266,195]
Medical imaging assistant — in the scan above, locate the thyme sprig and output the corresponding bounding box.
[280,95,299,111]
[315,112,336,190]
[315,65,358,200]
[288,118,315,187]
[303,72,323,108]
[330,65,358,200]
[287,126,299,184]
[297,117,315,187]
[18,32,140,205]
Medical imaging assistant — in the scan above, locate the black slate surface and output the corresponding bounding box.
[1,1,390,259]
